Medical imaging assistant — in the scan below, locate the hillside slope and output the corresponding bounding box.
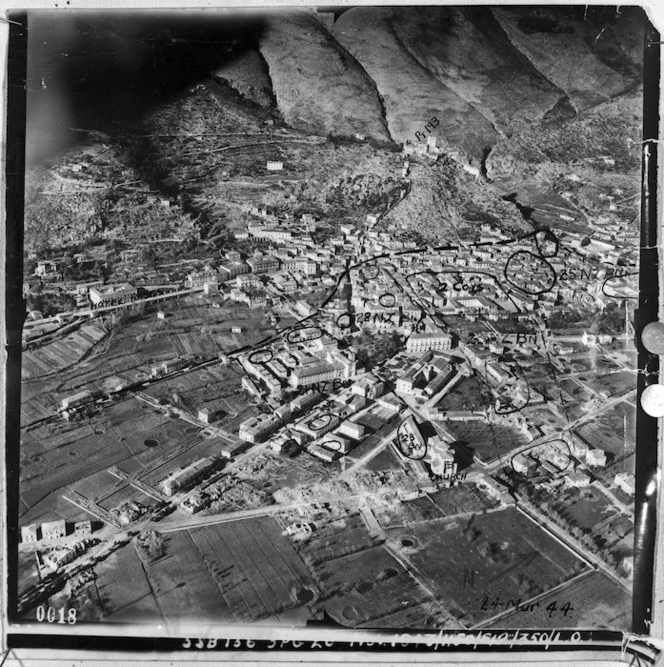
[388,6,565,137]
[257,13,391,142]
[214,49,275,108]
[332,7,499,162]
[485,88,642,230]
[493,7,639,112]
[132,79,527,243]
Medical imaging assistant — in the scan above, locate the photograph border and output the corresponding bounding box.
[2,1,663,662]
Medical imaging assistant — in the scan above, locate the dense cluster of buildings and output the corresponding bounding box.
[396,350,460,399]
[512,437,610,490]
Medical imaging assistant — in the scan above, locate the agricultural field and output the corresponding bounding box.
[18,485,98,526]
[95,541,163,623]
[69,470,128,505]
[186,517,318,622]
[485,572,630,630]
[18,391,225,525]
[141,362,245,415]
[296,513,379,570]
[19,413,138,514]
[443,420,529,464]
[136,435,228,489]
[19,298,278,429]
[312,544,445,629]
[22,319,109,380]
[384,507,587,626]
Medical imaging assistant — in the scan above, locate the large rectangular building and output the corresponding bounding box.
[41,519,67,540]
[60,390,93,411]
[290,362,347,388]
[238,413,280,443]
[161,458,216,496]
[406,331,452,354]
[247,255,280,274]
[89,283,137,307]
[219,261,249,280]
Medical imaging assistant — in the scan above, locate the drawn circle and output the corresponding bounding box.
[395,421,427,460]
[642,322,664,355]
[504,251,556,295]
[248,349,273,364]
[335,312,353,330]
[378,293,397,308]
[308,413,334,431]
[534,229,559,258]
[601,273,638,299]
[321,439,342,451]
[286,326,323,344]
[641,384,664,417]
[509,438,572,475]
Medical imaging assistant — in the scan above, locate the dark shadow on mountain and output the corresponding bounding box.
[27,10,266,165]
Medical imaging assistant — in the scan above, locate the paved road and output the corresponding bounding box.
[146,492,366,534]
[338,417,403,479]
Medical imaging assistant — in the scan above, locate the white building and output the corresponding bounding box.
[21,524,39,543]
[89,283,137,307]
[60,390,93,411]
[614,472,635,495]
[585,448,608,467]
[238,413,280,443]
[567,471,591,487]
[406,331,452,354]
[512,453,537,476]
[41,519,66,540]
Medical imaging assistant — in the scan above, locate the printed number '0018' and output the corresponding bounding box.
[36,605,77,624]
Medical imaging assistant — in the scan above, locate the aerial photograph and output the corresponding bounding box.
[14,5,645,633]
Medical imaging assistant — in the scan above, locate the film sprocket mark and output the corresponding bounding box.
[2,3,662,663]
